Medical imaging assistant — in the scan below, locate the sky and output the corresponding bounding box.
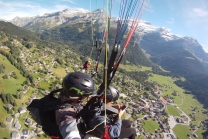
[0,0,208,53]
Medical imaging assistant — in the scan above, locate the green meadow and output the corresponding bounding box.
[179,93,207,124]
[173,124,191,139]
[166,105,181,116]
[142,119,160,133]
[52,68,67,78]
[195,128,206,139]
[38,80,51,90]
[119,64,152,72]
[0,54,26,94]
[0,100,10,139]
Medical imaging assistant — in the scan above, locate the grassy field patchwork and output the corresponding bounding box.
[148,72,207,137]
[1,52,208,139]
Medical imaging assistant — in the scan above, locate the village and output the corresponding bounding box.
[1,41,206,139]
[5,83,201,139]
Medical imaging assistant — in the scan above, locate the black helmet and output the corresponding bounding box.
[97,84,120,102]
[62,72,96,98]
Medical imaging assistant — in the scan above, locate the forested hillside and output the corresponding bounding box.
[42,22,153,67]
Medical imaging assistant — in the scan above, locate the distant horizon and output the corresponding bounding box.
[3,7,206,54]
[0,0,208,53]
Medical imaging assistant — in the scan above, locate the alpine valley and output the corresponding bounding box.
[10,8,208,106]
[0,8,208,139]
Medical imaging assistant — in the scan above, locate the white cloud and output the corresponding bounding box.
[0,1,70,20]
[60,0,75,4]
[191,8,208,17]
[186,8,208,30]
[0,1,39,20]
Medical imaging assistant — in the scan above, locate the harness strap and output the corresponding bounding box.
[49,136,60,139]
[86,120,105,134]
[102,125,110,139]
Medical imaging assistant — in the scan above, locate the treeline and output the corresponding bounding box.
[120,70,155,91]
[0,93,17,106]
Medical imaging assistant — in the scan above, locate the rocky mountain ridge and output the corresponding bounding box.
[10,8,208,65]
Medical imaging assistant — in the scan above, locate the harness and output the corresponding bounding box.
[27,89,82,139]
[77,96,118,139]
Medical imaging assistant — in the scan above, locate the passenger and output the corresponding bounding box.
[56,72,96,139]
[82,61,91,72]
[85,85,136,139]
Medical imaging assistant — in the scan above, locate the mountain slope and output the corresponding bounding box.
[40,22,153,66]
[136,22,208,62]
[10,8,208,68]
[0,21,68,53]
[140,36,208,76]
[9,8,208,107]
[11,8,95,32]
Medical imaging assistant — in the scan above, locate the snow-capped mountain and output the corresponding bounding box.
[10,8,102,28]
[9,8,185,42]
[136,21,178,40]
[10,8,208,70]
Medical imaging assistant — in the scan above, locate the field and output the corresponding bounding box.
[52,68,67,77]
[149,74,184,96]
[0,100,10,138]
[142,119,160,133]
[0,54,26,94]
[195,128,206,139]
[173,124,191,139]
[38,80,51,90]
[119,64,152,72]
[166,105,181,116]
[148,73,207,136]
[179,93,207,125]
